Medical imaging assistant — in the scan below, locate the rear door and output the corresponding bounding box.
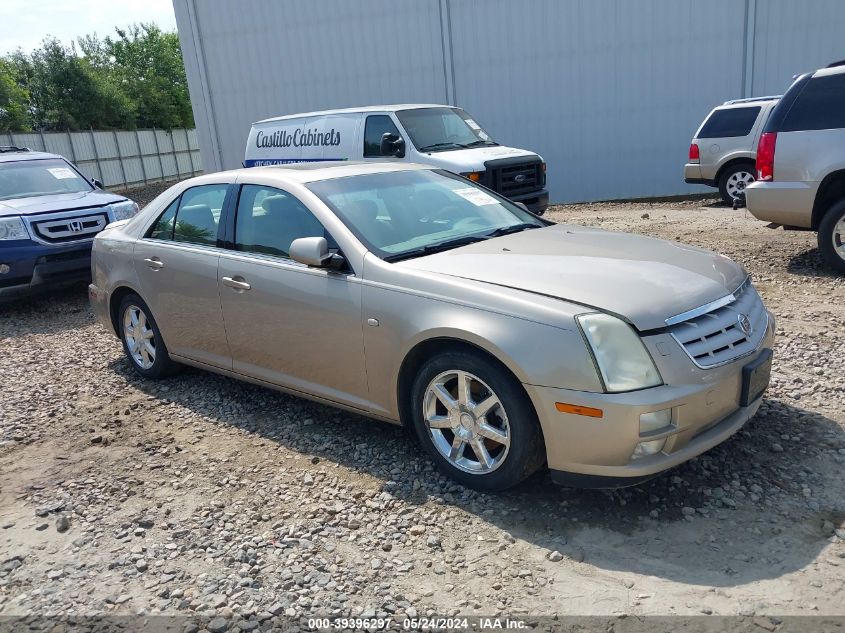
[133,183,233,369]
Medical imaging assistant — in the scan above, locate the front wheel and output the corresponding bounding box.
[817,199,845,274]
[718,163,755,205]
[118,294,177,379]
[409,350,545,491]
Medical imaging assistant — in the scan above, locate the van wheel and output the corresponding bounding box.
[818,199,845,274]
[118,294,178,379]
[409,350,545,491]
[718,163,755,205]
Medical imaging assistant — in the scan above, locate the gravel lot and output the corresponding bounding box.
[1,189,844,626]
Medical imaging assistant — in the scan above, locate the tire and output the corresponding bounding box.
[117,293,177,379]
[817,198,845,274]
[409,350,546,491]
[718,163,756,206]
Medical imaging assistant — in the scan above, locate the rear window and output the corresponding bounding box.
[697,106,761,138]
[781,73,845,132]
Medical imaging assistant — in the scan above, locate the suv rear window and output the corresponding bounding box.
[781,73,845,132]
[697,106,760,138]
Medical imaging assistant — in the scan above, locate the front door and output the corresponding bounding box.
[133,183,232,369]
[217,184,368,408]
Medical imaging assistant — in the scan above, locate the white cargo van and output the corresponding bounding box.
[244,105,549,214]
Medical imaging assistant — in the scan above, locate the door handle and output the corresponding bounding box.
[144,257,164,270]
[222,276,251,291]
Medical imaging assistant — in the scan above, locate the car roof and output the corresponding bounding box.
[188,161,434,187]
[720,95,781,106]
[255,104,455,125]
[0,149,64,163]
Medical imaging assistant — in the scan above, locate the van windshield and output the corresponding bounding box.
[396,107,498,153]
[0,158,93,200]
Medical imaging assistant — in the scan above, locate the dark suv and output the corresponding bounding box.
[0,147,138,300]
[745,62,845,272]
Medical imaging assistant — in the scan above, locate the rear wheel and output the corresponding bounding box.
[409,350,545,491]
[718,163,755,205]
[817,198,845,274]
[118,294,177,379]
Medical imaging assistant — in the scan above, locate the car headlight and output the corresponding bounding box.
[0,216,29,241]
[111,200,140,221]
[576,313,662,392]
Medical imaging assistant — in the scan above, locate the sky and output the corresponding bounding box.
[1,0,178,54]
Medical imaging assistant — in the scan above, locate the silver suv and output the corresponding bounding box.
[685,97,779,205]
[745,62,845,273]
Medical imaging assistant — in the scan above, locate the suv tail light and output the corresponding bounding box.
[688,143,700,161]
[756,132,777,181]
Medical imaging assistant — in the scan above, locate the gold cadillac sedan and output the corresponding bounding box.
[89,162,774,490]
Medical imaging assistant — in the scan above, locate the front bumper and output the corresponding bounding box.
[509,189,549,215]
[0,241,93,300]
[745,180,816,228]
[525,317,775,487]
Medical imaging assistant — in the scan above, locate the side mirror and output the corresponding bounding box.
[289,236,346,270]
[92,178,104,189]
[380,132,406,158]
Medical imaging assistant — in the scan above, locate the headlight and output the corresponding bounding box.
[576,313,662,392]
[0,216,29,241]
[111,200,140,221]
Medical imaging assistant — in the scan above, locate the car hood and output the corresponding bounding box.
[0,190,128,218]
[419,145,541,172]
[397,225,746,331]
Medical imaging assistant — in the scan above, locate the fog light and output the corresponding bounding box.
[640,409,672,433]
[0,264,9,274]
[632,437,667,459]
[632,409,673,460]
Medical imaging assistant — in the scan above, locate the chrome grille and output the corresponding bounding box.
[666,279,768,368]
[30,211,108,243]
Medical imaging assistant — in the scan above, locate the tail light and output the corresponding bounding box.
[756,132,777,181]
[688,143,700,161]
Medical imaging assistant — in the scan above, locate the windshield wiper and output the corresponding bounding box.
[464,140,498,147]
[485,223,542,238]
[384,234,489,262]
[417,142,468,152]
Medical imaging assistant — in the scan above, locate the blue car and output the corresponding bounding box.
[0,147,139,301]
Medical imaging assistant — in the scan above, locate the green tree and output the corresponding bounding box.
[10,38,135,131]
[92,23,194,129]
[0,58,30,132]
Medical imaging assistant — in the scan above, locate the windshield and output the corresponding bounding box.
[306,169,545,261]
[0,158,93,200]
[395,107,497,152]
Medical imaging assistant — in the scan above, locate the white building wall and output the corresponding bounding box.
[173,0,845,203]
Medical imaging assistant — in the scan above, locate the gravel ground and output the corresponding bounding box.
[1,192,844,626]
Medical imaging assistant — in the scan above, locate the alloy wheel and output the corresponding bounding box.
[123,304,156,370]
[423,370,511,474]
[833,215,845,261]
[726,170,754,199]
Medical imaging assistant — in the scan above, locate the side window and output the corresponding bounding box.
[149,198,178,240]
[173,184,228,246]
[697,107,761,138]
[782,74,845,132]
[363,115,402,157]
[234,185,329,258]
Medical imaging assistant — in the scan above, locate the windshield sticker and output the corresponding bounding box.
[453,187,498,206]
[478,131,490,140]
[464,119,481,130]
[47,167,77,179]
